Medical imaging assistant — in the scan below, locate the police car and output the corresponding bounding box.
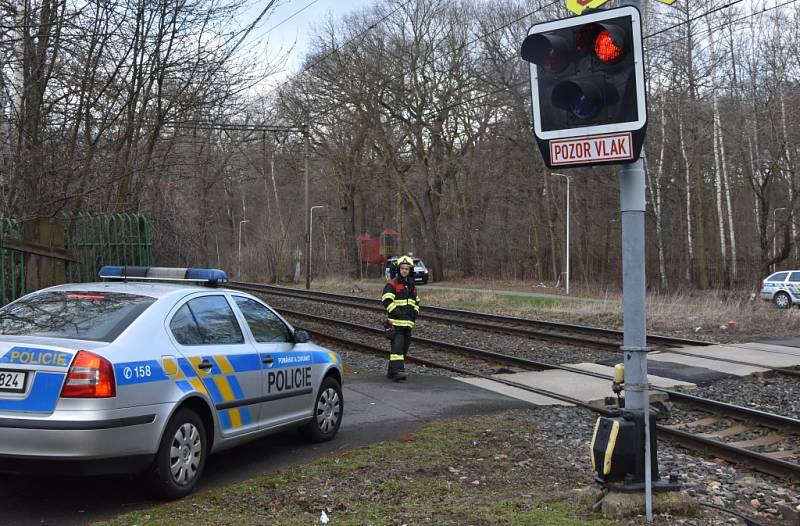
[384,256,430,284]
[760,270,800,309]
[0,267,343,498]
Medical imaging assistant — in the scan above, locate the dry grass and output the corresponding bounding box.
[306,277,798,342]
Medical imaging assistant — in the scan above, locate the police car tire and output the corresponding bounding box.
[302,377,343,442]
[774,292,792,309]
[150,408,207,499]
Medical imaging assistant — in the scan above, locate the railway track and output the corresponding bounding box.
[231,282,800,380]
[229,281,713,351]
[312,325,800,482]
[255,303,800,483]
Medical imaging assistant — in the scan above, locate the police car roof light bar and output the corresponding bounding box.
[98,266,229,286]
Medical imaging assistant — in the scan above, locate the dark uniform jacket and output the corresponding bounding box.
[382,275,420,328]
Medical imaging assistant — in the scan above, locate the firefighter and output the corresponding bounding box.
[381,255,420,381]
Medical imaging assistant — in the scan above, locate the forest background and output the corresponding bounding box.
[0,0,795,291]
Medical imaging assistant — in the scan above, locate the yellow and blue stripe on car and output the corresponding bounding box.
[114,351,339,431]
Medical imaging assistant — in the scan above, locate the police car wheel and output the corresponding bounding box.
[774,292,792,309]
[302,377,343,442]
[151,409,207,499]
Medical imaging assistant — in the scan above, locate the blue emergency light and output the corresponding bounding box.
[98,266,228,286]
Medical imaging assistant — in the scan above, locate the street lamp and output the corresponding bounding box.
[772,207,787,272]
[552,173,571,295]
[309,206,326,286]
[238,219,249,277]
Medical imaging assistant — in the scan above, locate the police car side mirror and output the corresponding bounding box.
[294,329,310,344]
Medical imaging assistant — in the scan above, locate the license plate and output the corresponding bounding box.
[0,369,27,393]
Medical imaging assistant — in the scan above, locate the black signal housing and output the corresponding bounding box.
[520,6,647,168]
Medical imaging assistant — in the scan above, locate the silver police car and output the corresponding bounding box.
[759,270,800,309]
[0,267,343,498]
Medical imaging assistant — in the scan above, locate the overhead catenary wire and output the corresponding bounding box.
[268,0,415,95]
[22,0,790,147]
[248,0,324,47]
[159,0,795,141]
[644,0,800,52]
[410,0,795,123]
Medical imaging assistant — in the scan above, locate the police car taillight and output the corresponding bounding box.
[60,351,116,398]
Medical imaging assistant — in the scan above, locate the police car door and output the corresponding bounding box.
[231,296,314,428]
[788,272,800,301]
[168,294,262,436]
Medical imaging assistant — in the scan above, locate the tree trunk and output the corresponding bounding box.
[679,116,694,284]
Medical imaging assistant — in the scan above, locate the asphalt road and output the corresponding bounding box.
[0,374,528,525]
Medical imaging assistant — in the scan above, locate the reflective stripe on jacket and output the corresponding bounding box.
[382,276,420,328]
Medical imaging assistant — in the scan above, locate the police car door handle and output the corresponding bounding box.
[262,355,273,365]
[198,360,213,370]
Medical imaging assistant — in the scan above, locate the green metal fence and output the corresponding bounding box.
[0,213,152,304]
[66,213,152,283]
[0,219,24,305]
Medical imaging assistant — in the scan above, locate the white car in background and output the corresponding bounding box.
[759,270,800,309]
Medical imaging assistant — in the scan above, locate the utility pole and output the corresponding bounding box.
[553,173,571,295]
[304,124,311,290]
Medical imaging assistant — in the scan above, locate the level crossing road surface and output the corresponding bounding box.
[0,375,530,526]
[457,339,800,408]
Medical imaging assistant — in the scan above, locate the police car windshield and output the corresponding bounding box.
[0,291,155,342]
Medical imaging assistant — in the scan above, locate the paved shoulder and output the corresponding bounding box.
[345,373,532,426]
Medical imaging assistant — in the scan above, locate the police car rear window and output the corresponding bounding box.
[769,272,789,282]
[0,291,155,342]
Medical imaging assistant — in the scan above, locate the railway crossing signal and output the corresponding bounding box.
[520,6,647,168]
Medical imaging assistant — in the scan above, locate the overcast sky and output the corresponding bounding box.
[243,0,775,90]
[241,0,377,87]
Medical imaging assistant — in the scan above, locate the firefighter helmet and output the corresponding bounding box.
[396,255,414,269]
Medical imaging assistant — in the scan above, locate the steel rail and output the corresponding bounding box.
[231,282,621,349]
[280,307,800,431]
[304,325,800,482]
[231,282,800,380]
[278,307,557,369]
[656,427,800,481]
[229,281,702,350]
[305,330,612,412]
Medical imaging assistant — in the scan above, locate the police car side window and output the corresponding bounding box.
[173,296,244,345]
[233,297,291,343]
[770,272,789,282]
[789,272,800,283]
[170,304,203,345]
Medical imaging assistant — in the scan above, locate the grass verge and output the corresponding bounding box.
[93,411,613,526]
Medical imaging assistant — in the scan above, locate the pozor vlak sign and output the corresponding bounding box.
[520,6,647,169]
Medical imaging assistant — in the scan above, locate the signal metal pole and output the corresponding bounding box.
[619,0,652,522]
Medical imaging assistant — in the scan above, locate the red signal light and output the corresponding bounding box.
[594,29,623,63]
